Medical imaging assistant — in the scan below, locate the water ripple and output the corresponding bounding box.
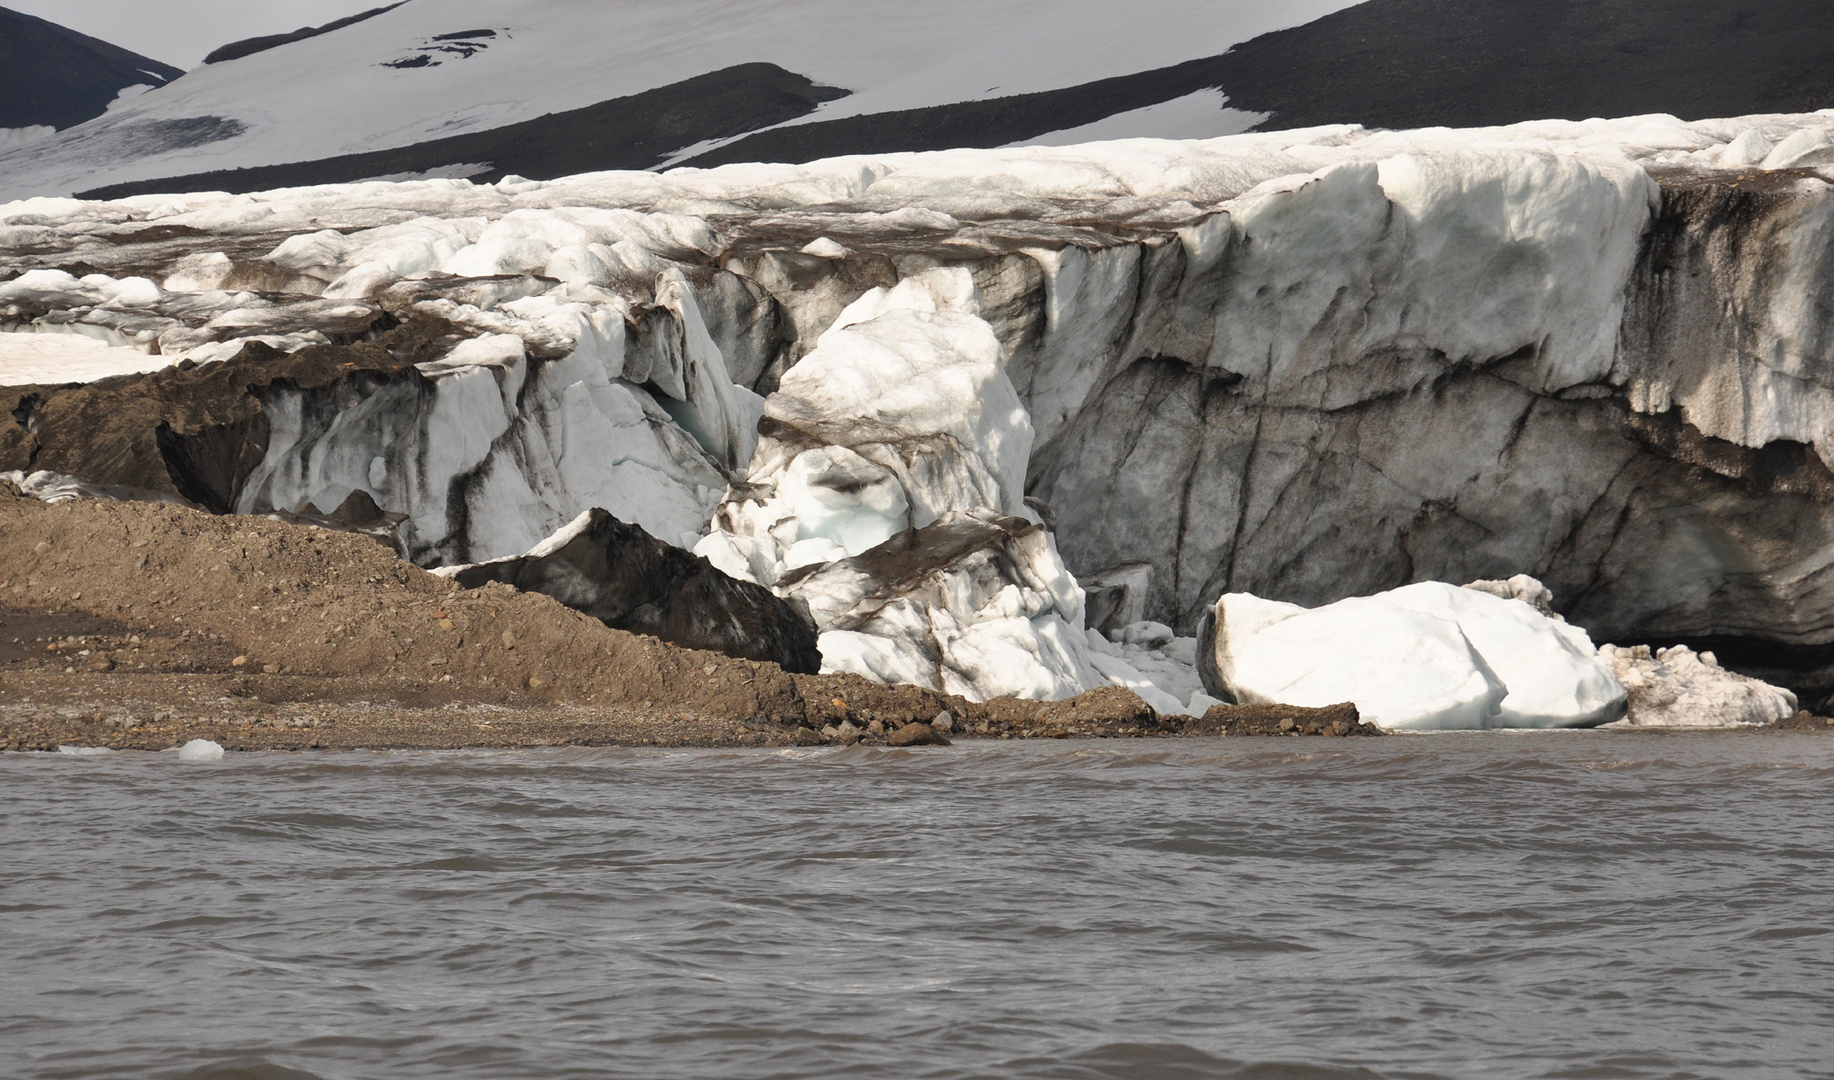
[3,734,1833,1079]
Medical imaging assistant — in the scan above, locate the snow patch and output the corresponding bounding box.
[0,330,170,385]
[1006,89,1267,148]
[0,126,54,151]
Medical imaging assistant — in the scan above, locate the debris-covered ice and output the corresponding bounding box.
[1600,645,1798,729]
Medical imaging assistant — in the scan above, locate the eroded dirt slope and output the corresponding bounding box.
[1,483,1369,751]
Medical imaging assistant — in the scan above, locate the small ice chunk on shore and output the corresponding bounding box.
[177,739,225,762]
[1600,644,1797,728]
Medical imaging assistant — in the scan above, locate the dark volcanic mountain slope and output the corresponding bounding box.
[680,54,1251,168]
[0,6,183,131]
[78,64,846,200]
[690,0,1834,165]
[39,0,1834,198]
[1212,0,1834,131]
[202,2,408,66]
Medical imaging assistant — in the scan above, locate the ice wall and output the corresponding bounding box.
[9,111,1834,702]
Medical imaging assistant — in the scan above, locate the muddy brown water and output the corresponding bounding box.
[4,733,1833,1080]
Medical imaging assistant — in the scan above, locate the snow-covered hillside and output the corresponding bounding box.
[0,0,1359,201]
[6,0,1833,202]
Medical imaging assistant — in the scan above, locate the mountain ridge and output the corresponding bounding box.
[0,6,183,132]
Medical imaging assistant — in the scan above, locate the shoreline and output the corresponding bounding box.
[6,709,1829,756]
[8,645,1826,754]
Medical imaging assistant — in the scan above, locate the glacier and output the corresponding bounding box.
[7,110,1834,718]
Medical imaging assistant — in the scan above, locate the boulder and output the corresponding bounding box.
[887,721,950,747]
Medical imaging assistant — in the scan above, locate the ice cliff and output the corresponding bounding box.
[7,110,1834,714]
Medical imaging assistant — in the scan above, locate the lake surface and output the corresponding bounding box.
[4,734,1834,1080]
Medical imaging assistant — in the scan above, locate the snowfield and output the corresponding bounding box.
[6,110,1834,723]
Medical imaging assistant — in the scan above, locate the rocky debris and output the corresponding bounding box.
[1760,710,1834,733]
[0,480,816,727]
[1192,701,1381,737]
[449,508,821,673]
[1026,684,1160,736]
[1600,644,1798,728]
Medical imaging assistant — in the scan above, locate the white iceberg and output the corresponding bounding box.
[1199,579,1627,730]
